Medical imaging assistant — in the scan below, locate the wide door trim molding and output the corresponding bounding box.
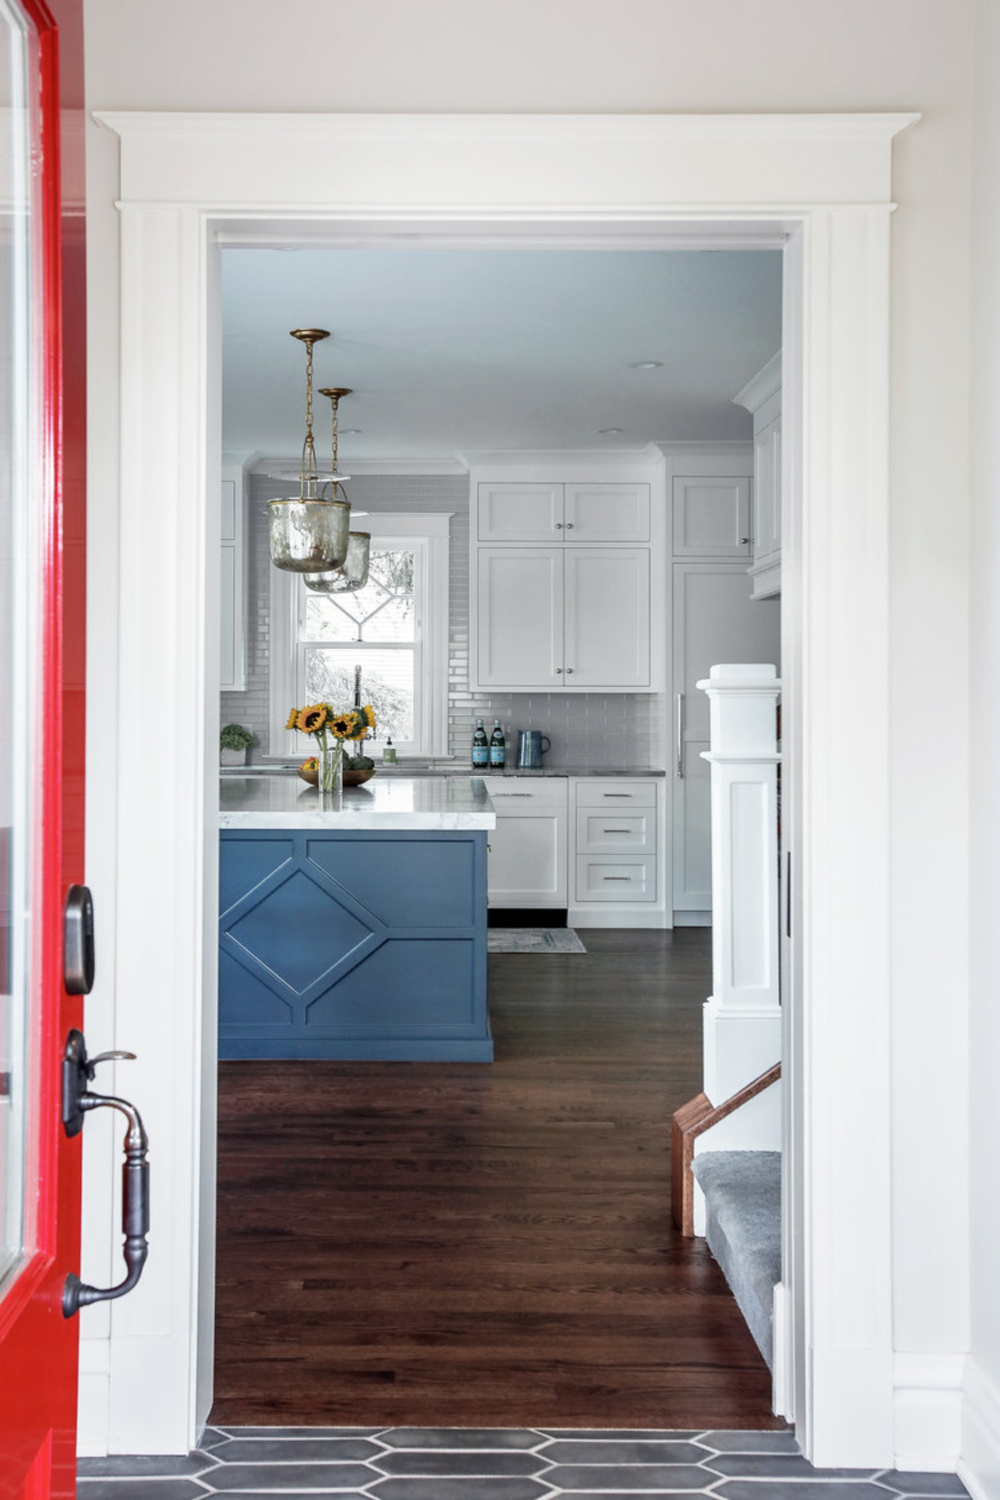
[85,108,914,1462]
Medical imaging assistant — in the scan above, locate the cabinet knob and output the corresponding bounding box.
[555,522,564,529]
[555,667,563,674]
[741,536,752,545]
[565,667,574,674]
[565,522,574,529]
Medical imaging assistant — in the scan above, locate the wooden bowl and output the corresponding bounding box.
[297,762,376,788]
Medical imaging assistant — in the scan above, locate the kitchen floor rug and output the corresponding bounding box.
[488,927,586,953]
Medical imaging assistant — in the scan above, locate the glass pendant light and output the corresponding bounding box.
[303,385,371,595]
[268,330,351,573]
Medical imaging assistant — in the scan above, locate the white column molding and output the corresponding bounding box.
[696,663,781,1151]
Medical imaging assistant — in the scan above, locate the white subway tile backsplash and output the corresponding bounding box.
[222,471,667,768]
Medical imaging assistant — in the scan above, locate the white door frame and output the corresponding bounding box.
[81,110,914,1465]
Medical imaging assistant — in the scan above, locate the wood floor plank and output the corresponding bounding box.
[211,928,786,1429]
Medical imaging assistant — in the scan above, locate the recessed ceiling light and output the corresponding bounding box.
[630,360,663,370]
[340,428,362,435]
[598,427,624,435]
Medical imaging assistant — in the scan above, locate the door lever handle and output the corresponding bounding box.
[61,1029,150,1317]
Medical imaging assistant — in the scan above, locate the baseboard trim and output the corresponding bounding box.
[569,907,668,929]
[893,1352,963,1473]
[961,1355,1000,1500]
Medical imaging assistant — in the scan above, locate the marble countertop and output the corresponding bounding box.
[226,763,667,780]
[219,773,497,830]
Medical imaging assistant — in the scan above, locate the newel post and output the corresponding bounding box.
[696,663,782,1150]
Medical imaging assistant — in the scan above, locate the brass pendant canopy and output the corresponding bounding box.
[268,330,352,574]
[304,530,372,594]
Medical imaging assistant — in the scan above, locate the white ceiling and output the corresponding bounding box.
[221,247,782,464]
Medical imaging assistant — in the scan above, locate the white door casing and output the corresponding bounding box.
[84,110,913,1465]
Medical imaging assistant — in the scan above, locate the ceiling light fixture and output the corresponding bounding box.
[598,427,624,435]
[268,329,351,573]
[630,360,663,370]
[304,385,371,595]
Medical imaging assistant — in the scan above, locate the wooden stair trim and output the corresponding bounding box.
[671,1062,782,1237]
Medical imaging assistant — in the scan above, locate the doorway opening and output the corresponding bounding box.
[211,242,785,1429]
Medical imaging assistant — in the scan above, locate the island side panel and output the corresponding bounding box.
[219,829,492,1061]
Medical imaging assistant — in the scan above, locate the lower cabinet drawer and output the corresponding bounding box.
[575,807,655,855]
[576,856,657,903]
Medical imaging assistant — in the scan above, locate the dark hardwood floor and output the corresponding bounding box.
[211,928,785,1429]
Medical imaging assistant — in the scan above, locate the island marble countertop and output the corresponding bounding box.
[219,773,497,830]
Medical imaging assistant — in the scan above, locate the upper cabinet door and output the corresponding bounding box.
[476,548,563,688]
[672,475,751,557]
[563,482,650,542]
[753,413,782,563]
[564,548,651,688]
[477,482,563,542]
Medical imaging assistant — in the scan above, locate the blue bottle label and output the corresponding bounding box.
[489,745,505,766]
[472,746,488,766]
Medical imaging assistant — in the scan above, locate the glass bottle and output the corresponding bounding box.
[489,719,506,771]
[472,718,489,768]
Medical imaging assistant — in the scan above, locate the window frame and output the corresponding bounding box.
[269,511,451,759]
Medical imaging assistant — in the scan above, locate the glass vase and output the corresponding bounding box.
[317,742,344,797]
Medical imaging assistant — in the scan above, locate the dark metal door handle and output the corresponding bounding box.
[61,1028,150,1317]
[64,884,95,994]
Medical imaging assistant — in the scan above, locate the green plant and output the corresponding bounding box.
[220,723,256,751]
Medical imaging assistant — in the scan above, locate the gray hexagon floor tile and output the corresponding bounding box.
[715,1485,904,1500]
[543,1430,702,1441]
[77,1453,217,1478]
[206,1461,377,1491]
[710,1454,879,1480]
[370,1480,554,1500]
[208,1437,384,1463]
[875,1474,970,1497]
[547,1463,710,1491]
[543,1440,708,1465]
[699,1429,801,1453]
[378,1427,543,1449]
[375,1449,547,1477]
[77,1483,210,1500]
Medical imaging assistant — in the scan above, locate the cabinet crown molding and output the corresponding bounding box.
[733,351,782,414]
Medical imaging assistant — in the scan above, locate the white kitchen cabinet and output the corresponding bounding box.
[220,468,245,691]
[671,562,780,922]
[476,546,650,690]
[733,352,782,599]
[672,475,752,557]
[487,778,568,908]
[477,481,649,543]
[570,778,663,924]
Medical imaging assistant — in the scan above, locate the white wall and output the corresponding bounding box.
[82,0,977,1464]
[965,2,1000,1493]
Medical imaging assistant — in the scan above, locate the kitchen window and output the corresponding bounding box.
[269,513,450,758]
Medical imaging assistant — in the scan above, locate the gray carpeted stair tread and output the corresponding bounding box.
[691,1150,781,1369]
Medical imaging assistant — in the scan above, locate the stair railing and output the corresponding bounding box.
[671,1062,782,1237]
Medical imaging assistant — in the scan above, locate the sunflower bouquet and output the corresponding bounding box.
[286,702,377,792]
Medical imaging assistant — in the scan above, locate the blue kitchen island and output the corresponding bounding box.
[218,774,495,1061]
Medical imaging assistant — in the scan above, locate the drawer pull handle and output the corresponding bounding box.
[603,875,632,881]
[602,793,632,798]
[496,792,533,798]
[603,828,631,833]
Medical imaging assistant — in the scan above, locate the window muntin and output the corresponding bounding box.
[299,547,418,748]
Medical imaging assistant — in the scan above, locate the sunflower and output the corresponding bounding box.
[285,708,299,731]
[330,716,354,737]
[360,704,377,731]
[296,704,329,735]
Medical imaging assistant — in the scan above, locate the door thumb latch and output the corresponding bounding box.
[61,1029,150,1318]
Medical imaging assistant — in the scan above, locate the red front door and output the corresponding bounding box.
[0,0,86,1494]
